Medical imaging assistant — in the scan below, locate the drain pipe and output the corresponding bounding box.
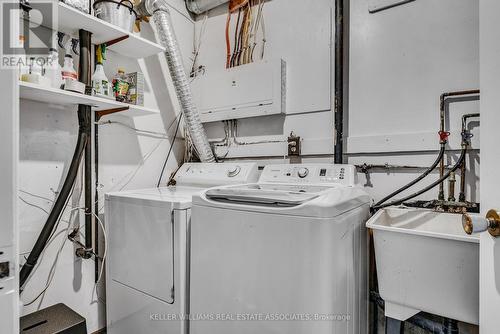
[136,0,215,162]
[79,29,93,251]
[334,0,345,163]
[438,90,479,200]
[459,113,480,202]
[20,110,89,289]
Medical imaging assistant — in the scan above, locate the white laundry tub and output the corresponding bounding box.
[367,207,479,325]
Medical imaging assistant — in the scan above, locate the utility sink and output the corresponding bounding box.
[367,207,479,325]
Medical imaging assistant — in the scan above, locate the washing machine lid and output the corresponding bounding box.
[196,183,370,218]
[205,184,329,206]
[105,186,204,209]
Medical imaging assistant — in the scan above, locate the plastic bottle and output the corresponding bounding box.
[61,54,77,82]
[112,68,129,102]
[92,45,113,99]
[45,48,63,89]
[61,37,77,84]
[92,63,113,99]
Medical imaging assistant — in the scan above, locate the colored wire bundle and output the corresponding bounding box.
[226,0,266,68]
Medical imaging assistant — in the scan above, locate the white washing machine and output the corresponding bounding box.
[190,164,371,334]
[104,162,259,334]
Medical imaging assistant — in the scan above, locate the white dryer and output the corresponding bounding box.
[190,164,370,334]
[104,162,259,334]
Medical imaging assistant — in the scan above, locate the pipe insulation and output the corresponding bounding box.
[137,0,215,162]
[185,0,229,14]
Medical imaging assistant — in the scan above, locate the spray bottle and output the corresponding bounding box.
[92,44,113,99]
[61,35,78,84]
[44,30,63,89]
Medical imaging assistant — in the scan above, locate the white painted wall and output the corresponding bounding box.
[18,1,192,332]
[347,0,480,203]
[193,0,335,158]
[16,0,481,332]
[194,0,480,205]
[479,0,500,332]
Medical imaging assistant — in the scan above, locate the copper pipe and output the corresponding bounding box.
[438,90,479,200]
[459,113,480,202]
[448,171,456,202]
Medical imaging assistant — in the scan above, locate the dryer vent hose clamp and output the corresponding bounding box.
[136,0,215,162]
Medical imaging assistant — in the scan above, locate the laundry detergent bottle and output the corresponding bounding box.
[92,45,113,99]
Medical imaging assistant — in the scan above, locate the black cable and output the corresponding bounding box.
[157,114,183,188]
[372,148,466,211]
[373,144,446,208]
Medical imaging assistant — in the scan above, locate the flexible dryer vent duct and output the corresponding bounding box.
[185,0,229,14]
[137,0,215,162]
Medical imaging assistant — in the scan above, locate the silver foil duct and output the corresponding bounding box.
[185,0,229,14]
[137,0,216,162]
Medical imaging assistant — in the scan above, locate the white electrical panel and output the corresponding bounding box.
[191,59,286,123]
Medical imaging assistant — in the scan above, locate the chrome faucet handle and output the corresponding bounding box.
[463,210,500,237]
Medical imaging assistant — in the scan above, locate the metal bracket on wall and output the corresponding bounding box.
[104,35,129,47]
[96,106,130,120]
[368,0,416,13]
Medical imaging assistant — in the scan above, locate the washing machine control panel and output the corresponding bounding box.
[259,164,357,186]
[175,163,260,187]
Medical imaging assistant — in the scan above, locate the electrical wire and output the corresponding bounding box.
[157,114,184,187]
[96,114,182,139]
[225,10,232,68]
[22,183,82,307]
[91,211,107,305]
[192,13,208,76]
[231,120,286,145]
[93,213,107,284]
[230,9,242,67]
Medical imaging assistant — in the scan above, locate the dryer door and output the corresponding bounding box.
[106,196,175,304]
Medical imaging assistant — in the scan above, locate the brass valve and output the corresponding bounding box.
[462,210,500,237]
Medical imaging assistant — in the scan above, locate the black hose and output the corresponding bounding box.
[373,144,446,208]
[20,109,89,289]
[373,148,466,211]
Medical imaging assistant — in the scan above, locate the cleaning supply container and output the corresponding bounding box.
[93,0,137,32]
[367,207,479,325]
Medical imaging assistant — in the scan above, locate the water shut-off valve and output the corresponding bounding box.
[463,210,500,237]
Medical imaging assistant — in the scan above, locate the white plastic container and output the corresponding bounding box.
[92,63,113,99]
[61,55,77,82]
[366,207,479,325]
[45,48,63,89]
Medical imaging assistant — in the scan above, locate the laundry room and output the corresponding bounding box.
[1,0,498,333]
